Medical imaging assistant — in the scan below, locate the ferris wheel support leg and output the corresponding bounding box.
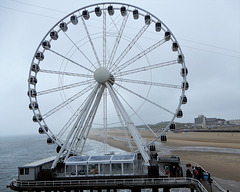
[75,85,105,155]
[106,83,150,165]
[51,84,100,169]
[63,84,102,162]
[111,92,134,152]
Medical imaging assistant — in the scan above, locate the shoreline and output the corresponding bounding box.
[88,129,240,183]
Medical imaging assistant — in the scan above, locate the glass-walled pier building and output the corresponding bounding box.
[65,154,142,177]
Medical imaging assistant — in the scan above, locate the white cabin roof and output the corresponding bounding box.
[66,154,135,165]
[19,156,56,168]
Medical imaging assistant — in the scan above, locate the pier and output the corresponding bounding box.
[10,177,207,192]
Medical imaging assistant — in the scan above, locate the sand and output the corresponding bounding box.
[88,129,240,184]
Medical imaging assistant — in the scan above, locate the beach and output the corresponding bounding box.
[89,129,240,190]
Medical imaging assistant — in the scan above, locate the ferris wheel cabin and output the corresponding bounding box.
[70,15,78,25]
[133,9,139,19]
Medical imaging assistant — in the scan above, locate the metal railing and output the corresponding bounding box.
[181,160,227,192]
[12,177,207,191]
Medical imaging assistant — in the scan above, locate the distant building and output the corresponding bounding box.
[194,115,226,128]
[228,119,240,125]
[194,115,206,127]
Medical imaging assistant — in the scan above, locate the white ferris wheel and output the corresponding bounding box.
[28,2,188,167]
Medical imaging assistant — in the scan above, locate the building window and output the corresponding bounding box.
[20,168,24,175]
[66,165,76,176]
[100,164,110,175]
[88,164,98,175]
[123,163,133,174]
[112,163,122,175]
[25,168,29,175]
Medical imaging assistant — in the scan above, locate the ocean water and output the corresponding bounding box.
[0,134,125,192]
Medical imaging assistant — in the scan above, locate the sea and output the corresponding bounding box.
[1,135,240,192]
[0,134,126,192]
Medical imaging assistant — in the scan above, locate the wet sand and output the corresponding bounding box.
[88,129,240,184]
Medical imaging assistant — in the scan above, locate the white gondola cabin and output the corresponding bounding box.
[27,89,37,97]
[50,31,58,40]
[108,5,114,16]
[145,15,151,25]
[120,6,127,16]
[82,10,90,20]
[177,54,184,64]
[155,22,161,32]
[165,31,171,41]
[177,109,183,118]
[33,114,42,122]
[42,40,51,49]
[29,102,38,110]
[59,22,68,32]
[181,95,187,104]
[29,76,37,85]
[35,52,44,61]
[181,68,188,77]
[95,7,102,17]
[161,135,167,142]
[31,64,40,73]
[133,9,139,19]
[170,124,176,130]
[39,125,48,134]
[172,42,178,52]
[70,15,78,25]
[182,81,189,90]
[47,138,55,144]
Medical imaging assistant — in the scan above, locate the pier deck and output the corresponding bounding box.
[10,177,209,192]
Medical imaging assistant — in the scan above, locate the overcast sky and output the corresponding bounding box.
[0,0,239,136]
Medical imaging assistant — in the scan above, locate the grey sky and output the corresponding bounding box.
[0,0,239,136]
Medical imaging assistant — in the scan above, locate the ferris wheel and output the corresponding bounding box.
[28,2,188,167]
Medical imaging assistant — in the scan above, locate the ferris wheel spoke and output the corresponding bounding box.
[37,79,94,96]
[48,49,93,73]
[113,38,166,75]
[39,69,93,78]
[42,82,96,119]
[116,78,181,89]
[56,101,87,140]
[115,82,174,115]
[113,87,157,138]
[109,24,150,71]
[63,32,97,70]
[103,9,107,67]
[115,60,178,77]
[107,12,130,68]
[103,88,108,153]
[81,17,101,67]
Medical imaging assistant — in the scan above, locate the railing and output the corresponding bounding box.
[12,177,207,191]
[181,160,227,192]
[212,179,228,192]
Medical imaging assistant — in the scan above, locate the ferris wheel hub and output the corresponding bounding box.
[94,67,110,83]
